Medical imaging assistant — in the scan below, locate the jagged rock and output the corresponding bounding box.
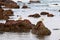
[32,21,51,36]
[3,10,13,16]
[47,14,54,17]
[40,12,49,15]
[28,14,40,18]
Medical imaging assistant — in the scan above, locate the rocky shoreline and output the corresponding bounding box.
[0,0,51,36]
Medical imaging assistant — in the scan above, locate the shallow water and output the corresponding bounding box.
[0,1,60,40]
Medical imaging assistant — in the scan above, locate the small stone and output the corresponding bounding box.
[28,13,40,18]
[47,14,54,17]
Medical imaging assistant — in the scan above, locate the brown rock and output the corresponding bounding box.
[30,1,40,3]
[17,19,34,32]
[5,20,20,32]
[0,0,20,8]
[3,10,13,16]
[32,21,51,36]
[0,8,4,13]
[47,14,54,17]
[5,4,20,8]
[40,12,49,15]
[0,23,5,34]
[22,4,29,9]
[28,13,40,18]
[0,15,9,20]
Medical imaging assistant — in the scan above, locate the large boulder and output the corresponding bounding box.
[28,13,40,18]
[17,19,34,32]
[32,21,51,36]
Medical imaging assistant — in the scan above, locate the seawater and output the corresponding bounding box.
[0,0,60,40]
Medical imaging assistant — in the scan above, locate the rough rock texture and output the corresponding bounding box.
[0,19,34,32]
[0,6,13,20]
[17,19,33,32]
[0,7,4,13]
[59,10,60,12]
[40,12,49,15]
[32,21,51,36]
[0,15,9,20]
[28,14,40,18]
[4,20,19,32]
[0,0,19,8]
[3,10,13,16]
[47,14,54,17]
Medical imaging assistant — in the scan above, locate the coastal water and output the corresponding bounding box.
[0,0,60,40]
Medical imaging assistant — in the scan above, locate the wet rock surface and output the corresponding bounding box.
[32,21,51,36]
[28,13,40,18]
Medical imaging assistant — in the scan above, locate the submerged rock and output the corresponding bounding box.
[22,4,29,9]
[28,13,40,18]
[47,14,54,17]
[40,12,49,15]
[32,21,51,36]
[0,23,5,34]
